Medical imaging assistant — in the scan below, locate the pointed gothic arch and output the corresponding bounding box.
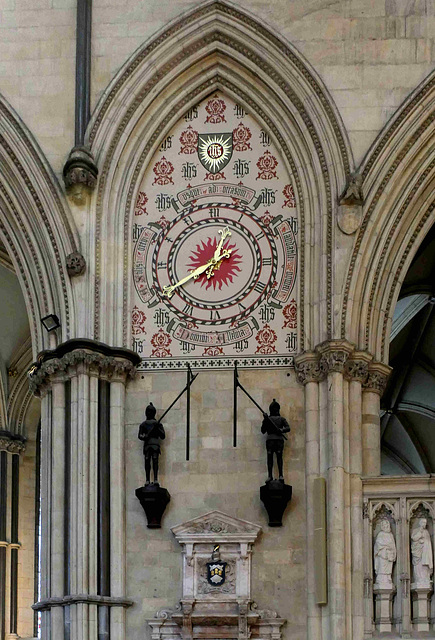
[88,0,352,350]
[341,69,435,363]
[0,94,79,354]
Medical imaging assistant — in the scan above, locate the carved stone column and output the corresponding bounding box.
[296,342,389,640]
[316,340,355,640]
[294,352,325,640]
[0,432,26,640]
[29,340,139,640]
[344,352,372,640]
[362,362,391,476]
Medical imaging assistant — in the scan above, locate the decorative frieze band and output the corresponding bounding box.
[28,338,141,396]
[295,342,390,391]
[0,430,26,454]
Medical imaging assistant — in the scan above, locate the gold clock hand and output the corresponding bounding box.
[205,248,232,279]
[162,261,212,298]
[213,226,231,261]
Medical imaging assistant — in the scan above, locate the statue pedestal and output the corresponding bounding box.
[411,585,432,632]
[135,484,170,528]
[260,481,292,527]
[373,586,395,633]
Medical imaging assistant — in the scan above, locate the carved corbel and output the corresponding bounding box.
[338,173,363,235]
[63,146,98,205]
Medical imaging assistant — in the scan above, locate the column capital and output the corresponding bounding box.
[28,338,141,396]
[316,339,355,374]
[344,350,373,383]
[294,351,325,384]
[363,361,392,395]
[0,430,26,454]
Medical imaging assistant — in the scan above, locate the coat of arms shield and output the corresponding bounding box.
[198,133,233,174]
[206,560,227,586]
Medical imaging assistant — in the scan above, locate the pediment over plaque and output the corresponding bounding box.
[146,511,285,640]
[171,510,262,544]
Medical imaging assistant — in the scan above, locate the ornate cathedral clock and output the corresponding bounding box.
[131,93,298,370]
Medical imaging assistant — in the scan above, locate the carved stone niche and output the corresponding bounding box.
[147,511,286,640]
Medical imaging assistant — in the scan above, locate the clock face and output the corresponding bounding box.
[131,92,298,370]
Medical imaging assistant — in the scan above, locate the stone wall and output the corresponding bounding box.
[125,369,305,640]
[0,0,434,177]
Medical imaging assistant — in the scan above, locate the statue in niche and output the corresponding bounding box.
[138,402,165,485]
[261,399,290,483]
[411,518,433,588]
[373,519,397,589]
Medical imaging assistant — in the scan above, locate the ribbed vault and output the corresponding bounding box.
[87,0,352,349]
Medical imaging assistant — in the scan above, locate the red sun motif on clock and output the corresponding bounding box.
[186,237,242,291]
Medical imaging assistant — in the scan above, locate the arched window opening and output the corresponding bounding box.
[382,225,435,475]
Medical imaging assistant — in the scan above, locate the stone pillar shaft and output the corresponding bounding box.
[296,344,389,640]
[29,340,140,640]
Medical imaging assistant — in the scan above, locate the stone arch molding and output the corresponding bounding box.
[341,69,435,363]
[0,94,79,354]
[88,0,352,349]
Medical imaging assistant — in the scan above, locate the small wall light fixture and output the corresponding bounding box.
[41,314,61,332]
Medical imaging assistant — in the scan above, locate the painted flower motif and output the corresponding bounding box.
[150,329,172,358]
[256,150,278,180]
[282,300,297,329]
[260,210,274,226]
[232,122,252,151]
[135,191,148,215]
[205,171,226,181]
[131,306,146,335]
[179,126,198,154]
[282,184,296,208]
[157,215,170,229]
[255,324,277,354]
[205,96,227,124]
[153,156,175,186]
[203,345,224,356]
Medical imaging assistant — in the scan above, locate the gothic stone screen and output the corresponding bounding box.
[131,92,298,370]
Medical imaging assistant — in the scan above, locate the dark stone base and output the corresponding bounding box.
[135,484,170,529]
[260,481,292,527]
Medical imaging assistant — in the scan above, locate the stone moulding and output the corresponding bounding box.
[28,338,141,396]
[32,594,133,611]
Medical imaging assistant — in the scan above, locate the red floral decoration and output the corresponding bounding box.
[203,345,224,356]
[256,150,278,180]
[135,191,148,216]
[260,210,274,227]
[205,96,227,124]
[179,126,198,154]
[150,329,172,358]
[282,184,296,208]
[205,171,226,181]
[131,306,146,335]
[282,300,297,329]
[232,123,252,151]
[255,324,277,354]
[157,215,170,229]
[153,156,175,186]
